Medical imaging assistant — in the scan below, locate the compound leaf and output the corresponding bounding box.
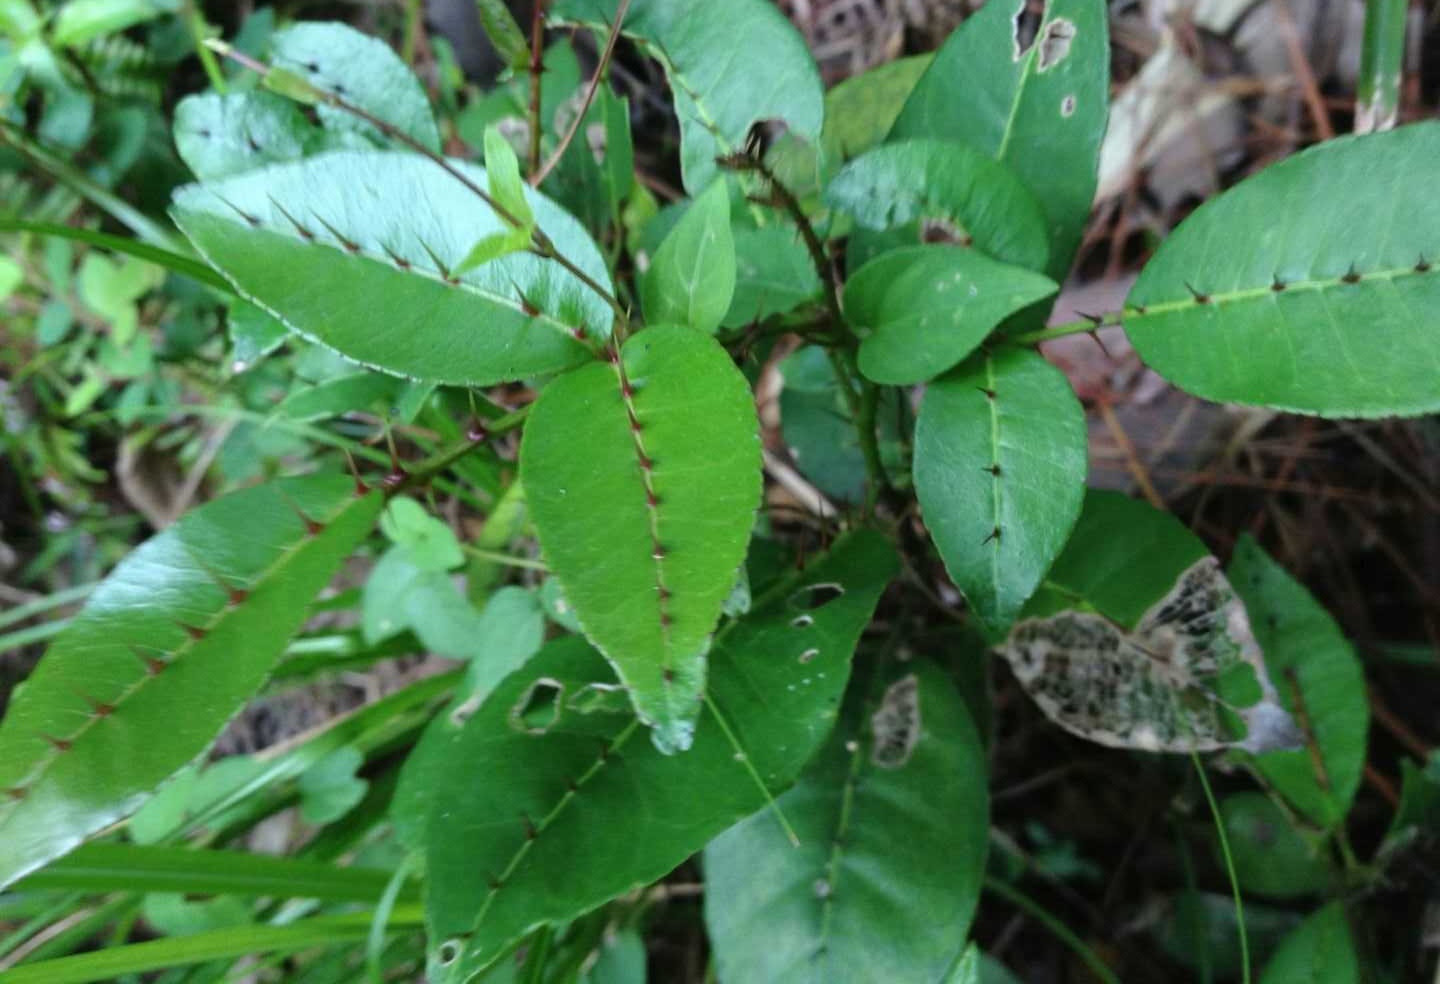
[1125,123,1440,417]
[171,151,611,386]
[520,325,761,752]
[0,475,382,889]
[705,658,988,983]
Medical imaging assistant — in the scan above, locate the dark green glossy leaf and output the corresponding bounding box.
[173,92,318,181]
[1217,792,1329,899]
[0,475,382,889]
[171,151,611,385]
[521,326,761,751]
[552,0,822,193]
[1228,536,1368,827]
[640,181,734,334]
[890,0,1109,280]
[400,531,896,983]
[827,139,1050,272]
[844,246,1057,384]
[1259,902,1359,984]
[914,347,1086,636]
[1125,123,1440,417]
[271,21,441,152]
[705,658,988,983]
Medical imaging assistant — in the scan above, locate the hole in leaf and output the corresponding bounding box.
[437,939,461,966]
[799,648,820,664]
[1012,0,1043,58]
[788,582,845,611]
[790,614,815,629]
[565,682,630,715]
[1037,18,1077,72]
[870,674,921,769]
[509,677,565,735]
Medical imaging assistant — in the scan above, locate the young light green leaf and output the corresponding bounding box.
[640,181,735,334]
[843,245,1058,384]
[0,475,382,889]
[1228,536,1369,828]
[1125,123,1440,417]
[0,255,21,300]
[171,151,611,385]
[1259,902,1359,984]
[483,126,535,228]
[271,21,441,151]
[913,347,1086,636]
[552,0,823,193]
[704,659,988,984]
[475,0,530,70]
[890,0,1110,281]
[173,92,318,181]
[52,0,163,47]
[454,226,533,276]
[521,325,761,752]
[397,532,897,983]
[826,139,1051,272]
[380,497,465,572]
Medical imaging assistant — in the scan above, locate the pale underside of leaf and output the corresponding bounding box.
[1002,557,1302,753]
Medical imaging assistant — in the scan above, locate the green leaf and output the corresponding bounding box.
[581,929,647,984]
[227,299,288,370]
[1217,792,1329,899]
[455,226,533,275]
[171,150,611,386]
[0,218,231,293]
[399,532,896,983]
[0,254,20,300]
[1259,902,1359,984]
[890,0,1109,280]
[0,475,382,889]
[724,225,820,328]
[843,245,1058,384]
[12,843,406,902]
[380,497,464,572]
[173,92,317,181]
[913,347,1086,635]
[483,125,535,229]
[704,658,988,983]
[51,0,162,47]
[77,252,162,344]
[521,325,761,751]
[270,21,441,152]
[1228,536,1369,827]
[275,370,407,422]
[1125,123,1440,417]
[768,55,933,202]
[552,0,822,193]
[945,945,983,984]
[827,139,1051,272]
[640,181,735,334]
[298,746,369,824]
[475,0,529,71]
[1022,489,1207,626]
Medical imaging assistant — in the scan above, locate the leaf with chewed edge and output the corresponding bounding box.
[396,532,897,983]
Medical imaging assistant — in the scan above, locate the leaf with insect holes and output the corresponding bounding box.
[393,532,896,984]
[520,325,761,753]
[913,347,1086,636]
[1004,491,1301,754]
[641,181,735,334]
[843,246,1058,384]
[890,0,1109,281]
[704,658,988,984]
[1125,123,1440,417]
[1228,536,1368,828]
[826,139,1051,273]
[173,92,322,181]
[552,0,822,193]
[270,21,441,152]
[171,151,612,386]
[0,475,382,890]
